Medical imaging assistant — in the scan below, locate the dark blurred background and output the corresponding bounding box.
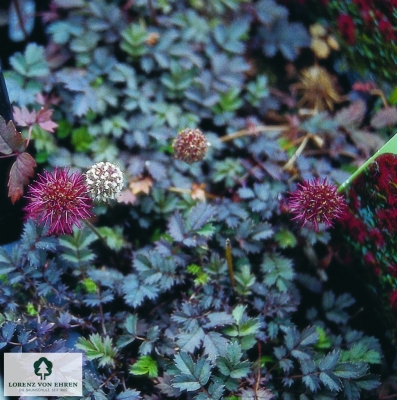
[0,0,49,244]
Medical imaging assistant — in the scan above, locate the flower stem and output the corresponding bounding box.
[219,125,289,143]
[283,135,310,170]
[83,219,108,246]
[225,239,235,288]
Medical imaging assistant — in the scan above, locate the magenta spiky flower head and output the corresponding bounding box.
[288,177,346,231]
[173,128,210,164]
[25,167,93,235]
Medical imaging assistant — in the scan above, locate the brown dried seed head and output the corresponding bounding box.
[173,128,210,164]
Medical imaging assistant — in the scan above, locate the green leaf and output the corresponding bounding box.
[341,341,381,364]
[82,278,98,294]
[315,326,332,349]
[120,24,148,58]
[239,318,260,336]
[125,314,138,335]
[172,353,212,392]
[261,253,294,292]
[219,341,251,379]
[174,352,196,376]
[213,87,243,113]
[232,304,245,325]
[97,226,125,250]
[9,43,49,77]
[333,362,362,379]
[274,228,297,249]
[76,333,117,367]
[388,86,397,105]
[195,356,212,385]
[71,126,93,152]
[235,265,256,295]
[130,355,158,378]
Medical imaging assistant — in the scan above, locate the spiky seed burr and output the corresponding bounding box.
[173,128,210,164]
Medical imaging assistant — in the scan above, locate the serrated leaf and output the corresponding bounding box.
[125,314,138,335]
[291,349,311,360]
[75,333,117,367]
[195,223,215,237]
[355,376,380,390]
[333,362,361,379]
[36,108,58,133]
[174,352,196,375]
[10,43,49,77]
[319,350,340,371]
[2,322,16,341]
[239,318,260,336]
[240,387,275,400]
[0,247,15,274]
[177,327,205,353]
[334,100,366,129]
[251,222,274,240]
[172,355,211,392]
[262,253,294,292]
[116,389,141,400]
[345,341,381,364]
[122,274,159,308]
[203,312,235,329]
[370,106,397,128]
[205,382,224,400]
[130,355,158,378]
[342,380,361,400]
[172,376,200,392]
[188,203,215,231]
[274,346,287,360]
[319,371,341,392]
[194,356,212,385]
[168,211,185,242]
[203,331,229,361]
[8,152,36,204]
[284,328,299,351]
[299,326,319,347]
[303,375,321,392]
[0,116,26,154]
[232,304,245,324]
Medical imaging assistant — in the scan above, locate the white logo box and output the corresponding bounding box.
[4,353,82,397]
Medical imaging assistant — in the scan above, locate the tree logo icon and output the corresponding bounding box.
[33,357,53,380]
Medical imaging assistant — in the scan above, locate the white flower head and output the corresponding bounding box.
[85,162,123,202]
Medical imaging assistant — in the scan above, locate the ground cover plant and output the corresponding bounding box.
[0,0,396,398]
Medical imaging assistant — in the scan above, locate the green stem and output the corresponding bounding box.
[83,219,107,246]
[338,133,397,193]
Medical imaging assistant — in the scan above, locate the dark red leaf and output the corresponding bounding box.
[8,152,36,204]
[0,115,27,155]
[36,108,58,133]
